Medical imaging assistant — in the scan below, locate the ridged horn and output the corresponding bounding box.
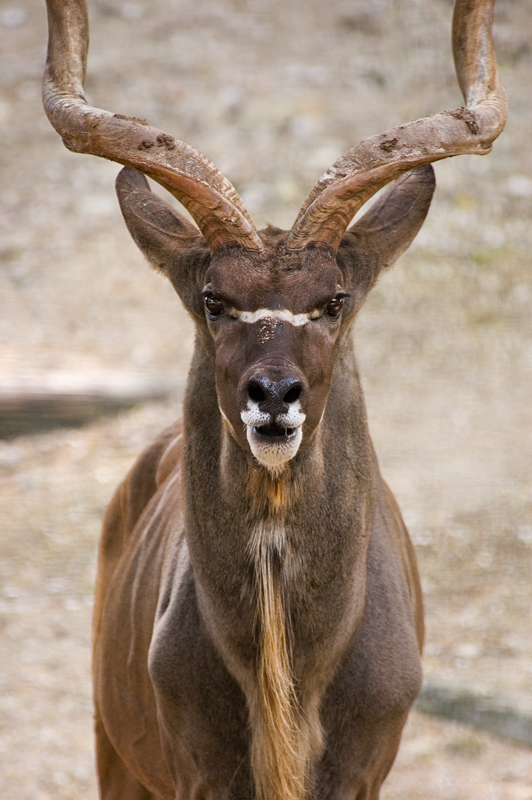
[43,0,263,253]
[287,0,507,252]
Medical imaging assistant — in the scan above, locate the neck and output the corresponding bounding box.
[182,340,378,799]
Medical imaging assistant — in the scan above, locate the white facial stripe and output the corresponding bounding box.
[231,308,320,326]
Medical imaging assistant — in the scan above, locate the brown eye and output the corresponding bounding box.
[325,296,344,320]
[204,295,224,319]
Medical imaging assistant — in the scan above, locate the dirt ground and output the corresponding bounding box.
[1,0,531,796]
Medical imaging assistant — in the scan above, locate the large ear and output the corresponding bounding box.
[348,164,435,268]
[116,167,206,270]
[116,167,210,315]
[336,165,435,306]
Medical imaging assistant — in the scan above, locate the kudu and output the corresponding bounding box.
[43,1,507,798]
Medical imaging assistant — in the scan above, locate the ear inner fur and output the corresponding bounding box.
[345,164,436,271]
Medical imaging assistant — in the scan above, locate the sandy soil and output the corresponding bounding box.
[1,0,531,796]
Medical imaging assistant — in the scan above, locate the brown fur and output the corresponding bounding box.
[42,0,505,793]
[244,467,300,800]
[245,465,324,800]
[246,466,291,519]
[89,166,438,800]
[249,521,306,800]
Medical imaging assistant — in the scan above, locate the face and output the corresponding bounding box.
[116,164,435,474]
[202,245,347,473]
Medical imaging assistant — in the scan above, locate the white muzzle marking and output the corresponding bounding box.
[241,401,306,471]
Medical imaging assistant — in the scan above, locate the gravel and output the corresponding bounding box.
[1,0,531,796]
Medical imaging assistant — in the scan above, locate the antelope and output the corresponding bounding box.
[43,1,506,798]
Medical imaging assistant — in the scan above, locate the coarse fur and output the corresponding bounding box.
[246,471,323,800]
[249,516,307,800]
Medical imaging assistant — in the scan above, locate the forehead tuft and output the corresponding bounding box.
[207,236,341,310]
[206,238,341,296]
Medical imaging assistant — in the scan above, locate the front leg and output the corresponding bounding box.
[95,711,162,800]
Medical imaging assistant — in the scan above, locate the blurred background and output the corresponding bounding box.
[1,0,531,797]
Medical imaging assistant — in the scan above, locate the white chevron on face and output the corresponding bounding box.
[230,308,321,326]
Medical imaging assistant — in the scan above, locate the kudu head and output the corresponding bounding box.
[115,165,436,473]
[43,0,507,474]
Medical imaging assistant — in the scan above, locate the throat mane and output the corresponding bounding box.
[246,469,318,800]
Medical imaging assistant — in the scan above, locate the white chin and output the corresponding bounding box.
[246,426,303,472]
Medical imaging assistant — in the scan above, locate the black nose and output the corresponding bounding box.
[247,376,303,416]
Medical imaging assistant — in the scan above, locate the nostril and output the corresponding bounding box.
[248,381,266,403]
[283,383,302,404]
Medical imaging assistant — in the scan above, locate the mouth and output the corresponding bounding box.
[246,422,303,472]
[241,402,306,471]
[252,422,297,441]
